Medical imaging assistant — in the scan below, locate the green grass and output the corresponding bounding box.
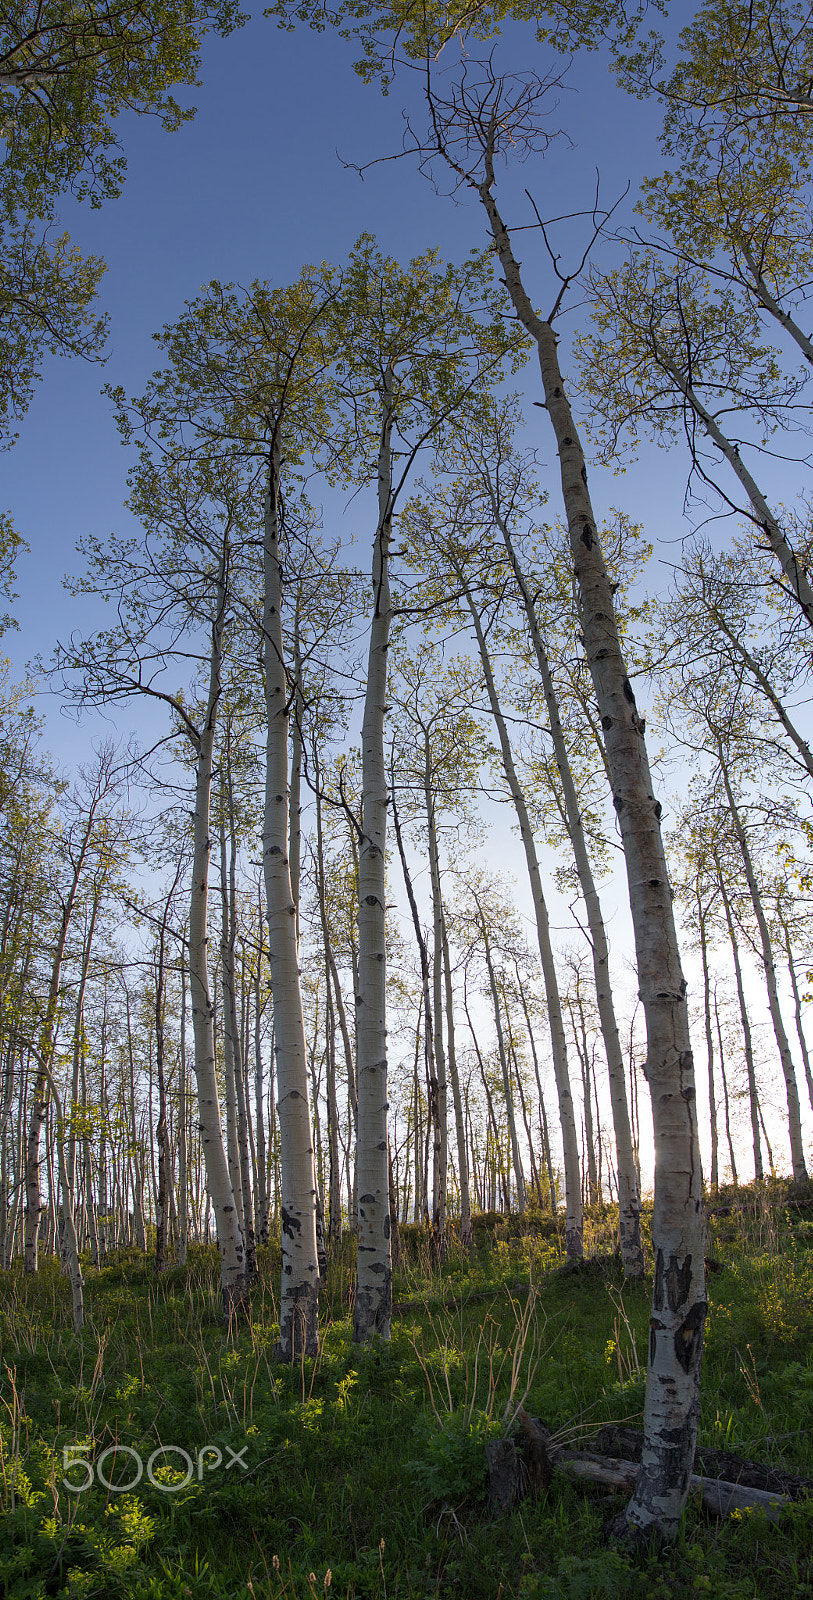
[1,1185,813,1599]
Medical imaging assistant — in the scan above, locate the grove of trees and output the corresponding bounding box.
[2,0,813,1549]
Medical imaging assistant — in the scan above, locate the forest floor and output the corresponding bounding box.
[2,1184,813,1599]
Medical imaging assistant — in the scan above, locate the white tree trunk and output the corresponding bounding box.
[425,757,449,1258]
[353,372,394,1343]
[497,527,643,1273]
[718,765,808,1182]
[471,171,704,1538]
[261,430,320,1359]
[187,581,247,1320]
[463,583,582,1255]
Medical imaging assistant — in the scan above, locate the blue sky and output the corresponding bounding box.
[4,7,810,1182]
[3,11,687,741]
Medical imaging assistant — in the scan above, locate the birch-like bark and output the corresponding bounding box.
[475,894,527,1214]
[515,970,557,1210]
[178,940,188,1267]
[187,565,247,1319]
[314,772,344,1243]
[261,428,320,1358]
[440,901,471,1249]
[779,912,813,1115]
[696,887,719,1194]
[154,935,169,1273]
[450,142,705,1536]
[253,931,269,1247]
[717,763,808,1181]
[424,756,448,1259]
[462,583,581,1254]
[220,768,257,1277]
[497,524,642,1273]
[713,986,738,1184]
[46,1070,83,1334]
[353,368,394,1343]
[24,806,96,1272]
[390,768,439,1226]
[715,856,763,1181]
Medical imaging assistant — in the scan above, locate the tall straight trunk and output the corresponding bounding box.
[47,1071,83,1333]
[569,992,601,1203]
[461,583,581,1252]
[493,511,642,1270]
[187,561,246,1319]
[412,1002,425,1224]
[261,429,319,1358]
[314,774,342,1244]
[453,142,704,1536]
[154,865,181,1274]
[696,888,719,1194]
[507,1020,542,1202]
[65,898,99,1202]
[464,984,510,1211]
[779,912,813,1115]
[123,991,147,1252]
[178,938,189,1267]
[718,763,807,1182]
[715,857,763,1182]
[440,901,471,1249]
[253,950,269,1248]
[424,761,448,1260]
[713,986,738,1185]
[390,769,439,1231]
[514,967,557,1211]
[220,761,257,1278]
[290,607,304,950]
[475,896,526,1213]
[324,970,341,1242]
[354,369,394,1343]
[25,806,97,1272]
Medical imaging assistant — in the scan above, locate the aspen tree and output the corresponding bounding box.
[24,748,121,1273]
[448,405,644,1270]
[103,271,338,1346]
[328,238,520,1340]
[403,422,641,1265]
[421,65,705,1538]
[388,653,484,1254]
[713,848,764,1182]
[57,458,251,1315]
[458,581,583,1252]
[717,769,808,1182]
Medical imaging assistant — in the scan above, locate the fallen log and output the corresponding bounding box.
[555,1450,789,1523]
[596,1424,813,1500]
[508,1413,799,1523]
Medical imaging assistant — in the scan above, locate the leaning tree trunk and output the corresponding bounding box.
[261,425,320,1359]
[353,369,395,1343]
[466,157,704,1539]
